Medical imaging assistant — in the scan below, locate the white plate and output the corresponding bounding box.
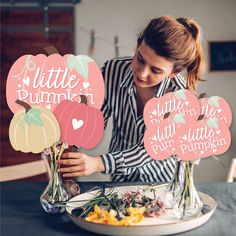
[66,184,217,236]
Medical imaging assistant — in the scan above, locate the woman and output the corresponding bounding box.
[57,16,205,182]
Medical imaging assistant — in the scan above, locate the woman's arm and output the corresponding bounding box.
[56,141,175,182]
[56,142,151,177]
[57,152,105,177]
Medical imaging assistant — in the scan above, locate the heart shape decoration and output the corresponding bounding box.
[46,104,51,110]
[72,118,84,130]
[83,82,90,89]
[22,76,30,86]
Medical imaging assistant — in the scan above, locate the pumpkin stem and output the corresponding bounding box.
[198,93,207,99]
[164,112,170,119]
[15,99,31,113]
[197,114,205,120]
[80,95,87,105]
[44,45,59,55]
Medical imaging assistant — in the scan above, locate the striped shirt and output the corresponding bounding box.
[100,57,186,182]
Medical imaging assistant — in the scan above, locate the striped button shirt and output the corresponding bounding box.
[100,57,186,182]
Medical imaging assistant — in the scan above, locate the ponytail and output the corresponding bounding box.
[177,18,205,91]
[138,16,205,92]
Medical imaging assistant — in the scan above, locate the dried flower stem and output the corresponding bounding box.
[49,148,53,161]
[51,142,65,199]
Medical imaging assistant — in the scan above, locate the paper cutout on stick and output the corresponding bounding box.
[144,89,200,127]
[53,98,104,149]
[144,89,232,161]
[72,118,84,130]
[9,100,60,153]
[6,54,105,113]
[144,113,193,160]
[174,117,231,160]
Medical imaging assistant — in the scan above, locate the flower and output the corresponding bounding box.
[121,207,145,225]
[122,188,144,204]
[144,198,165,217]
[86,205,108,224]
[85,205,145,226]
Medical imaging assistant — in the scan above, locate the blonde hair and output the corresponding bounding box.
[138,16,205,91]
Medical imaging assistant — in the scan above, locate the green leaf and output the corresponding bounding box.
[24,108,43,126]
[208,96,220,107]
[174,89,186,100]
[67,55,94,79]
[207,117,218,129]
[173,113,186,124]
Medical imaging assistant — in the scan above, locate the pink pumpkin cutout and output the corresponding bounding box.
[144,89,200,128]
[144,113,193,160]
[53,98,104,149]
[6,54,104,113]
[174,117,231,161]
[199,96,232,127]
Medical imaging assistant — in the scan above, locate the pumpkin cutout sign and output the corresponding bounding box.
[6,54,105,113]
[144,88,232,162]
[174,116,231,161]
[144,89,202,160]
[9,100,60,153]
[53,96,104,149]
[144,113,194,160]
[144,89,200,127]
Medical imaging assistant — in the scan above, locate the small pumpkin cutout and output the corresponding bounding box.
[9,100,60,153]
[53,96,104,149]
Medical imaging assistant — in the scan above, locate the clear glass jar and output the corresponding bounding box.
[164,159,203,220]
[40,159,71,214]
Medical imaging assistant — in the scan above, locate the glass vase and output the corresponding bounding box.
[40,159,71,214]
[164,159,203,220]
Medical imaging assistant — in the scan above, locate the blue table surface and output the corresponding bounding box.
[1,182,236,236]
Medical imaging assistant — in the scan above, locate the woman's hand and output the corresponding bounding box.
[56,152,105,177]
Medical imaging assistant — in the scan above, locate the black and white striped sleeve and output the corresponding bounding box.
[100,61,112,129]
[100,141,153,175]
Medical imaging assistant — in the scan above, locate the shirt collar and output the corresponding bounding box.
[155,77,171,97]
[120,65,133,88]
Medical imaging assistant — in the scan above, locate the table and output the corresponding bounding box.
[1,182,236,236]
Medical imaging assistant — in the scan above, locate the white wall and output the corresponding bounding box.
[75,0,236,182]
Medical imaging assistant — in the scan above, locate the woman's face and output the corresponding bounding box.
[131,40,175,88]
